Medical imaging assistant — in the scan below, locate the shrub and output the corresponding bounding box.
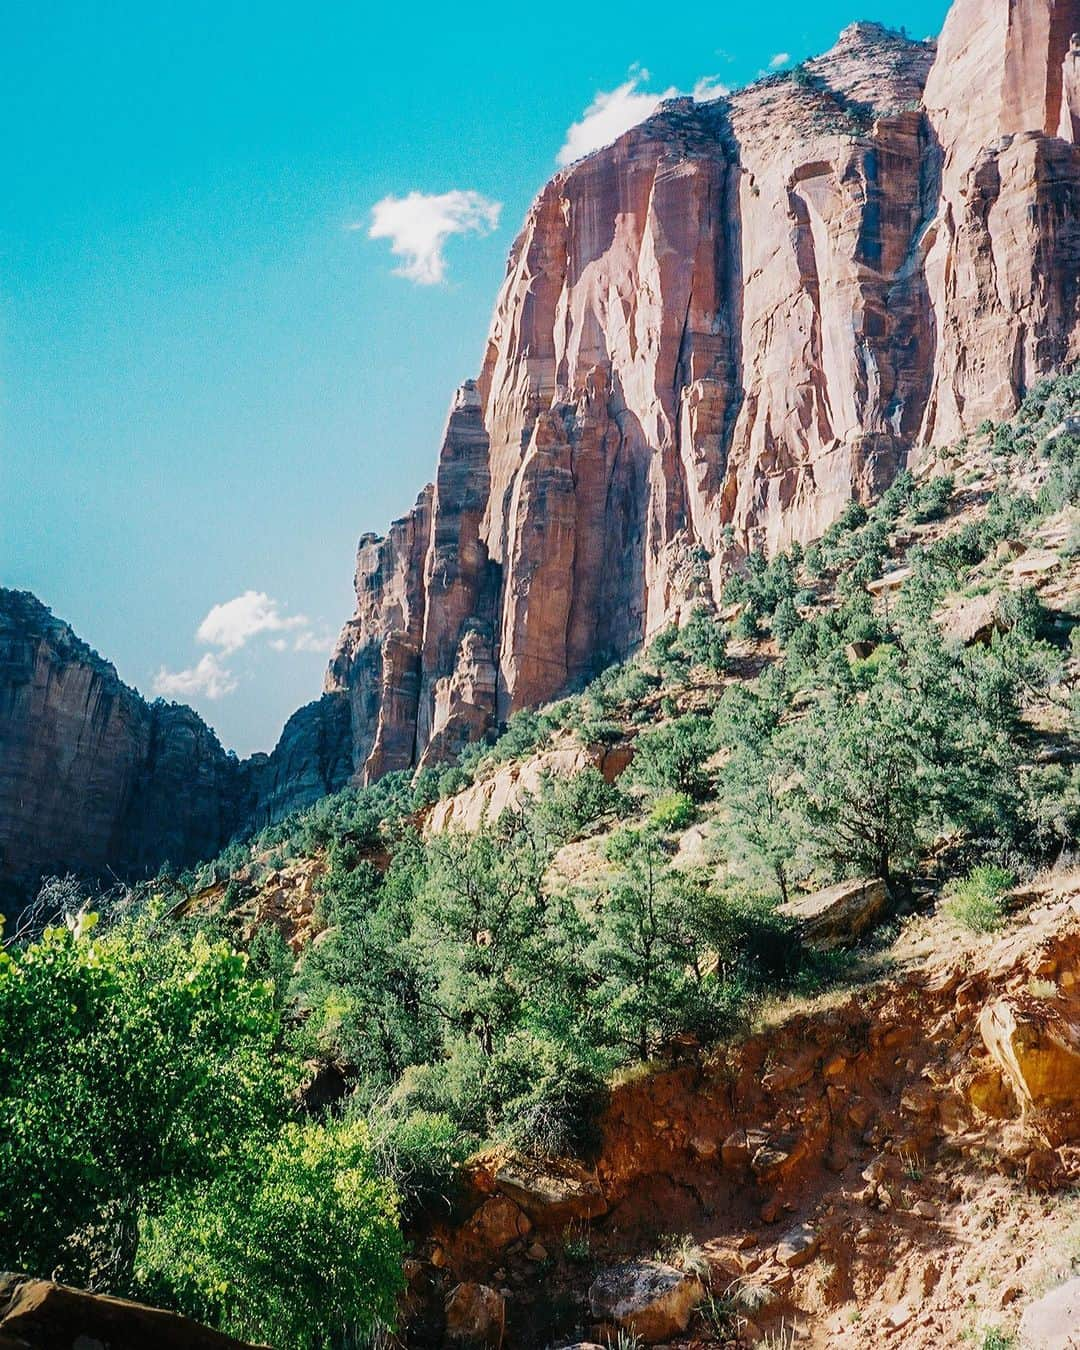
[632,715,716,800]
[732,607,761,642]
[912,474,955,523]
[137,1119,403,1349]
[676,606,728,672]
[649,792,697,831]
[536,767,628,840]
[0,918,292,1285]
[943,865,1014,933]
[367,1108,474,1220]
[771,597,802,647]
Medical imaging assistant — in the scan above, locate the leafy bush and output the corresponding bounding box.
[367,1108,474,1219]
[675,606,728,672]
[0,917,293,1285]
[943,865,1014,933]
[912,474,954,523]
[632,715,716,800]
[535,767,629,840]
[137,1119,403,1350]
[649,792,697,832]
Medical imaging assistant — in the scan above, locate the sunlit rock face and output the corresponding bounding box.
[329,0,1080,783]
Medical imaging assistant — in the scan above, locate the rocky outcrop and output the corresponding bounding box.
[443,1282,505,1347]
[779,877,890,949]
[1019,1276,1080,1348]
[423,740,631,835]
[0,590,351,905]
[329,0,1080,784]
[0,1272,263,1350]
[587,1262,705,1343]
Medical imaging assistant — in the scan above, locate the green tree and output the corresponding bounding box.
[632,715,716,800]
[137,1119,403,1350]
[0,916,292,1286]
[587,831,715,1059]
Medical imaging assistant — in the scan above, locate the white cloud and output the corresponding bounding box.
[692,75,730,102]
[769,52,792,69]
[292,629,335,654]
[196,590,307,655]
[557,74,678,166]
[364,190,502,285]
[153,653,237,701]
[556,69,731,167]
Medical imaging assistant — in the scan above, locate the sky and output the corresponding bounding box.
[1,0,950,756]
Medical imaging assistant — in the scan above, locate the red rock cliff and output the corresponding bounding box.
[330,0,1080,782]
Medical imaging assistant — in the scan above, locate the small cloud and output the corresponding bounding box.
[292,629,335,654]
[364,190,502,285]
[196,590,306,655]
[768,51,792,69]
[557,73,678,166]
[268,638,289,652]
[692,75,730,102]
[153,653,237,701]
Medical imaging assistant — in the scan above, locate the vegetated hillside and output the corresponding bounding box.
[2,373,1078,1349]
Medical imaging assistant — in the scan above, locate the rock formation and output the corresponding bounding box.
[5,0,1079,890]
[328,0,1080,784]
[0,1272,264,1350]
[0,590,350,906]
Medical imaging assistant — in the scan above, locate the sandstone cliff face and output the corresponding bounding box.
[330,0,1080,784]
[0,590,351,903]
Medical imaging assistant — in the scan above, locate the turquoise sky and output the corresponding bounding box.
[2,0,950,755]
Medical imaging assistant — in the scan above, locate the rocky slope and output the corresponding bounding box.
[328,0,1080,784]
[0,590,351,906]
[411,869,1080,1348]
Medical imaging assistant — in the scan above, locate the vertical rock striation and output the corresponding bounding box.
[0,589,351,904]
[5,0,1079,891]
[329,1,1080,784]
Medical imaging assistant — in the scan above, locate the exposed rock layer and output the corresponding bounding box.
[0,590,351,904]
[329,0,1080,784]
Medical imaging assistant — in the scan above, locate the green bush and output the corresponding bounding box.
[943,865,1014,934]
[535,767,628,840]
[912,475,954,523]
[632,715,716,800]
[649,792,697,831]
[137,1119,403,1349]
[368,1108,474,1220]
[0,917,293,1285]
[675,607,728,672]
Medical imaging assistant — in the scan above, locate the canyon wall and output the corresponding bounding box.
[328,0,1080,782]
[0,590,351,904]
[4,0,1079,894]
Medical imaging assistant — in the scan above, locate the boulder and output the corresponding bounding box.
[936,591,1003,646]
[779,878,888,949]
[0,1273,263,1350]
[867,567,912,595]
[588,1261,704,1343]
[491,1152,606,1224]
[1018,1276,1080,1348]
[465,1196,531,1251]
[776,1223,821,1269]
[444,1282,505,1347]
[979,998,1080,1143]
